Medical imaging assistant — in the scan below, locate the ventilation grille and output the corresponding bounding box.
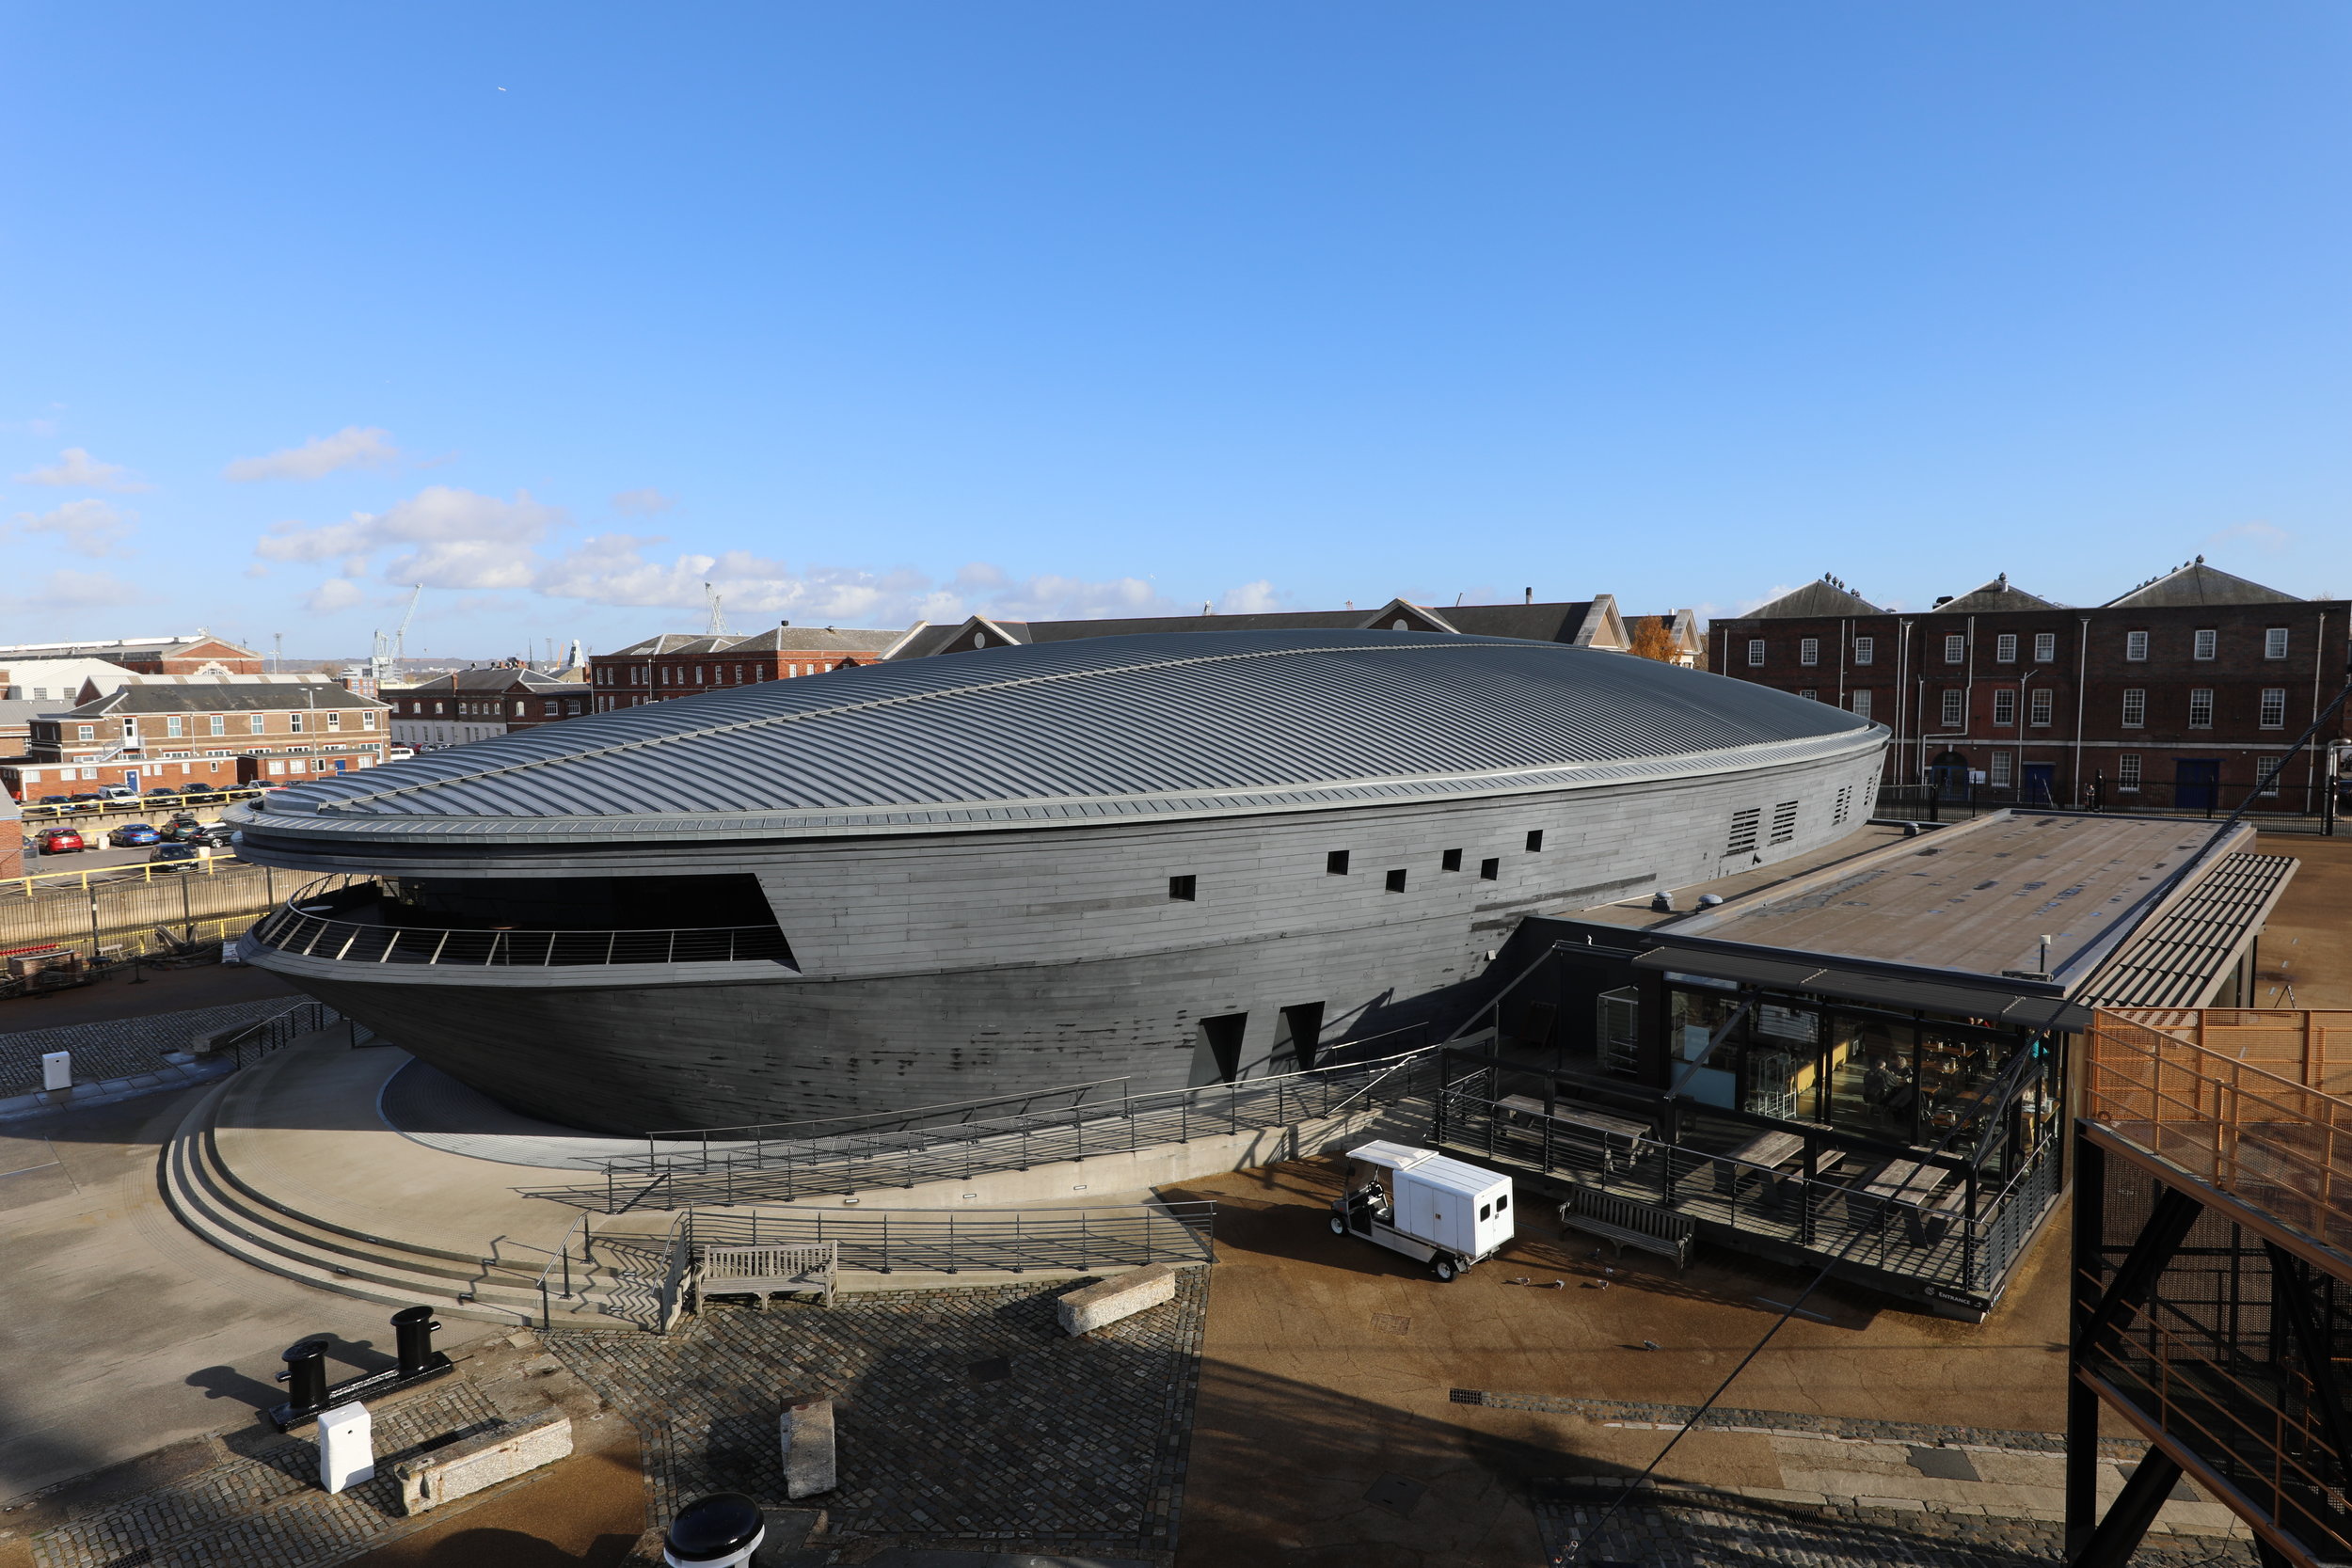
[1832,784,1855,827]
[1725,808,1761,857]
[1769,800,1799,846]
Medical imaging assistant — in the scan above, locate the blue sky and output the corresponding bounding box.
[5,4,2348,659]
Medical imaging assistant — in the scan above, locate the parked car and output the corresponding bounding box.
[192,823,237,849]
[109,822,162,847]
[386,745,417,761]
[33,827,87,853]
[143,784,183,798]
[157,814,206,842]
[178,784,221,800]
[96,784,139,800]
[148,843,203,870]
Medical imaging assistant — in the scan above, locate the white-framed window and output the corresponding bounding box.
[1799,638,1820,666]
[80,766,95,780]
[362,711,375,729]
[1746,639,1765,667]
[2260,688,2286,729]
[210,714,226,735]
[1940,689,1965,728]
[513,701,526,716]
[2122,689,2146,728]
[2188,689,2214,728]
[1995,633,2017,663]
[1944,634,1965,664]
[76,723,93,740]
[694,667,706,685]
[326,711,342,730]
[1798,689,1819,702]
[288,713,305,733]
[166,716,183,736]
[249,713,266,733]
[2193,628,2217,661]
[2265,626,2289,660]
[2125,630,2149,661]
[267,760,285,776]
[2029,689,2054,726]
[2118,753,2142,791]
[1989,752,2013,787]
[2034,632,2057,663]
[543,699,558,716]
[1992,689,2016,725]
[1852,636,1875,666]
[1851,689,1873,720]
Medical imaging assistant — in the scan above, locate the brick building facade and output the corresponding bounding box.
[2,682,391,802]
[1712,561,2349,814]
[0,634,262,676]
[589,626,901,710]
[386,666,592,751]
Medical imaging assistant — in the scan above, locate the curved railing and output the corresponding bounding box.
[248,895,793,969]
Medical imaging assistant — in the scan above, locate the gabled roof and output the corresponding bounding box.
[887,616,1036,659]
[392,669,584,697]
[718,626,900,655]
[1934,574,2069,614]
[887,597,1635,657]
[0,635,257,661]
[55,683,389,718]
[606,633,723,657]
[1736,576,1884,619]
[2103,557,2301,609]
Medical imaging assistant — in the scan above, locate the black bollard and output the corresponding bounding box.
[662,1492,765,1567]
[276,1338,330,1415]
[391,1307,440,1377]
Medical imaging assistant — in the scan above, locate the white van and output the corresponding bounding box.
[1329,1141,1515,1281]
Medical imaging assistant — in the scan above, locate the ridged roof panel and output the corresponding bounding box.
[249,631,1881,834]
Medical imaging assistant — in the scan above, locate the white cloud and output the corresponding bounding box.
[2205,521,2292,553]
[0,568,151,612]
[612,487,675,515]
[954,566,1177,622]
[304,578,367,613]
[537,534,951,624]
[11,499,135,557]
[1218,580,1282,615]
[255,485,564,589]
[223,426,400,482]
[1735,583,1799,616]
[13,447,151,491]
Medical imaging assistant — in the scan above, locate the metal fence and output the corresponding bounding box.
[213,998,376,1069]
[1875,781,2343,832]
[0,862,288,962]
[678,1201,1216,1277]
[249,904,793,968]
[548,1034,1441,1213]
[1432,1062,2061,1308]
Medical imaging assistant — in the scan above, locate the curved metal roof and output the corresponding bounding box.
[237,631,1883,847]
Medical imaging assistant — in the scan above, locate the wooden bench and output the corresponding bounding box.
[1556,1186,1694,1270]
[691,1242,838,1309]
[1497,1095,1653,1172]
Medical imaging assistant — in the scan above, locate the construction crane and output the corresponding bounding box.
[704,581,730,638]
[370,586,423,688]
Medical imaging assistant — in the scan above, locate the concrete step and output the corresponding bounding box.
[159,1078,624,1328]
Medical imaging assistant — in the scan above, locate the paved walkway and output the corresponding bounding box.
[549,1275,1207,1563]
[0,1085,501,1504]
[0,995,295,1096]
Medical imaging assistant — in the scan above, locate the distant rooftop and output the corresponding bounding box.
[2103,556,2302,609]
[1935,573,2068,613]
[1738,577,1885,619]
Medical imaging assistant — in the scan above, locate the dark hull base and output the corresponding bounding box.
[285,928,1493,1135]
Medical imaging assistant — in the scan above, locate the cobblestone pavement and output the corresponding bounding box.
[28,1381,504,1568]
[0,997,294,1096]
[549,1271,1208,1563]
[1537,1484,2259,1567]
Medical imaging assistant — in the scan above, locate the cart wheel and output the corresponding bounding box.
[1328,1215,1346,1235]
[1432,1257,1457,1283]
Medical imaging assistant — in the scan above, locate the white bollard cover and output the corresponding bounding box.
[40,1052,70,1092]
[317,1402,375,1495]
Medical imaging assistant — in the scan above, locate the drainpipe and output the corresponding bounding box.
[2313,609,2330,816]
[2073,617,2090,807]
[1837,618,1849,708]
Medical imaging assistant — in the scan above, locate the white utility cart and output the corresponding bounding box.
[1328,1141,1515,1281]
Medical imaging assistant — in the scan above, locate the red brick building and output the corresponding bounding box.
[2,683,391,802]
[386,666,591,751]
[1712,561,2349,814]
[0,634,262,676]
[590,626,901,710]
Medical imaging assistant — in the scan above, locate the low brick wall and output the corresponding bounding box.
[394,1408,573,1515]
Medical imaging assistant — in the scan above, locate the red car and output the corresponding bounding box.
[33,827,87,854]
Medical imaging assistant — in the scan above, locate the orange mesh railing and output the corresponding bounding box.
[2087,1009,2352,1270]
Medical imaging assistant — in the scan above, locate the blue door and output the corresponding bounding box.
[2022,764,2056,806]
[121,769,138,792]
[2175,759,2220,812]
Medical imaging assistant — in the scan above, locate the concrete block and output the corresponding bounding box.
[1056,1263,1180,1336]
[780,1398,836,1499]
[395,1408,572,1515]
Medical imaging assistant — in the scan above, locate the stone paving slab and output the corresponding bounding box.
[551,1273,1208,1564]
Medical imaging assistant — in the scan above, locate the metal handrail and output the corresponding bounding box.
[677,1200,1216,1276]
[246,896,793,969]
